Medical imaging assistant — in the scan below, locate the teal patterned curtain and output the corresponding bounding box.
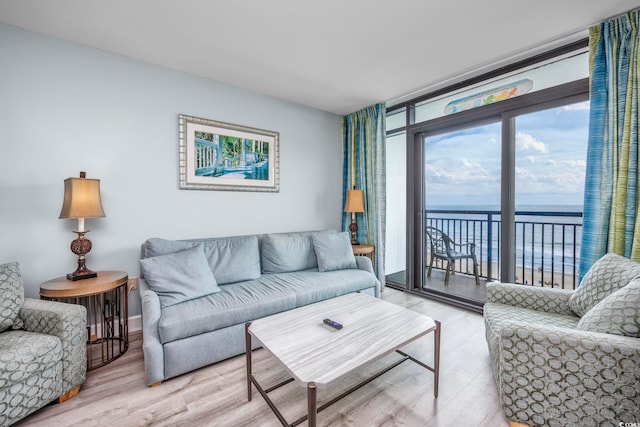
[342,104,386,287]
[580,10,640,280]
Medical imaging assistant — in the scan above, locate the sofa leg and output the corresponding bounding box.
[509,421,530,427]
[56,385,80,403]
[149,381,162,387]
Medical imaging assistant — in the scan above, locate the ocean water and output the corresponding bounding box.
[426,205,583,273]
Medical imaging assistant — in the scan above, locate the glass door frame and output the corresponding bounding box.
[405,80,589,301]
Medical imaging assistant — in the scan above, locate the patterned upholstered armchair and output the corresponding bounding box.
[484,253,640,427]
[0,262,87,426]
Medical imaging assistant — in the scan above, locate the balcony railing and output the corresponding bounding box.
[425,209,583,290]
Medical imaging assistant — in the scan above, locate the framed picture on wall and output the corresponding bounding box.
[178,114,280,192]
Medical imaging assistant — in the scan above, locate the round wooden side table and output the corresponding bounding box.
[352,243,375,270]
[40,271,129,371]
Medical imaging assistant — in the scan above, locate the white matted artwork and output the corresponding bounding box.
[178,114,280,192]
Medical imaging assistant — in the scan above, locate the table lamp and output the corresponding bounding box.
[59,171,106,281]
[344,187,364,245]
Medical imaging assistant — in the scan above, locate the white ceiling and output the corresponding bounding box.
[1,0,639,115]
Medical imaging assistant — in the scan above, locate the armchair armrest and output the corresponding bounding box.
[19,298,87,394]
[138,278,165,385]
[486,282,575,316]
[495,320,640,426]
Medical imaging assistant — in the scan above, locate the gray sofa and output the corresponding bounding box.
[484,253,640,427]
[138,230,380,385]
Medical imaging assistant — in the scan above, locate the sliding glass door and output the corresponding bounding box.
[412,95,588,310]
[513,101,589,290]
[422,122,501,305]
[384,43,592,310]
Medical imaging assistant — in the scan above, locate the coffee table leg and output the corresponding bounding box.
[245,322,252,401]
[307,382,317,427]
[434,320,441,398]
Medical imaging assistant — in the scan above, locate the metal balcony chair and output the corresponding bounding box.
[425,226,480,285]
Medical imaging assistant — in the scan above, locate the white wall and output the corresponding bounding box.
[0,23,343,316]
[384,133,406,275]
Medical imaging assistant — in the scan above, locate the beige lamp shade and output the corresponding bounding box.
[59,173,106,219]
[344,189,364,213]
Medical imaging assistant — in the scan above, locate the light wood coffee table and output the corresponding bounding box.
[245,293,440,426]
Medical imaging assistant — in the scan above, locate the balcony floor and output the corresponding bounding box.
[386,269,488,305]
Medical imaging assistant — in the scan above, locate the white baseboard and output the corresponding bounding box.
[129,314,142,332]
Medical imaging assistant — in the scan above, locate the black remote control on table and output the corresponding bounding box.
[323,318,343,330]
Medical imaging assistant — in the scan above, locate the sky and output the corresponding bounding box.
[424,100,589,208]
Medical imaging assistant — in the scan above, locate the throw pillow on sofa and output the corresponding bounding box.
[577,277,640,337]
[312,231,357,272]
[143,235,261,285]
[568,253,640,317]
[0,261,24,332]
[140,244,220,308]
[261,232,329,273]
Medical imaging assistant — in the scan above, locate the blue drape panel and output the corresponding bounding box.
[342,104,386,287]
[580,10,640,280]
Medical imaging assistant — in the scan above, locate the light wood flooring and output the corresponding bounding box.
[17,288,509,427]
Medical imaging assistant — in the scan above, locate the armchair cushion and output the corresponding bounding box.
[577,277,640,337]
[568,253,640,317]
[0,330,63,425]
[0,261,24,332]
[0,330,63,393]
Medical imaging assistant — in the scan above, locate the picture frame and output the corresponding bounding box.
[178,114,280,192]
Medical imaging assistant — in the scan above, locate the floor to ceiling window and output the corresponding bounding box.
[385,41,590,310]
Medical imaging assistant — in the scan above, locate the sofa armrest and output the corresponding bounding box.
[354,256,381,297]
[486,282,575,316]
[495,320,640,426]
[139,278,165,385]
[355,256,374,274]
[19,298,87,394]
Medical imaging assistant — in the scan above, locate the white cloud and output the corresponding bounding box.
[515,166,536,180]
[425,158,497,193]
[516,132,548,153]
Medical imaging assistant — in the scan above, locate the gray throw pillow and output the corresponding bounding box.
[577,277,640,337]
[568,253,640,317]
[0,261,24,332]
[261,232,318,273]
[312,231,357,272]
[143,235,261,285]
[139,244,220,308]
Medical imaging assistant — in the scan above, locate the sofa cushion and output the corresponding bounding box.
[140,244,220,308]
[569,253,640,317]
[143,235,261,285]
[312,231,357,272]
[278,269,379,307]
[577,277,640,337]
[157,276,297,343]
[261,232,319,273]
[0,262,24,332]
